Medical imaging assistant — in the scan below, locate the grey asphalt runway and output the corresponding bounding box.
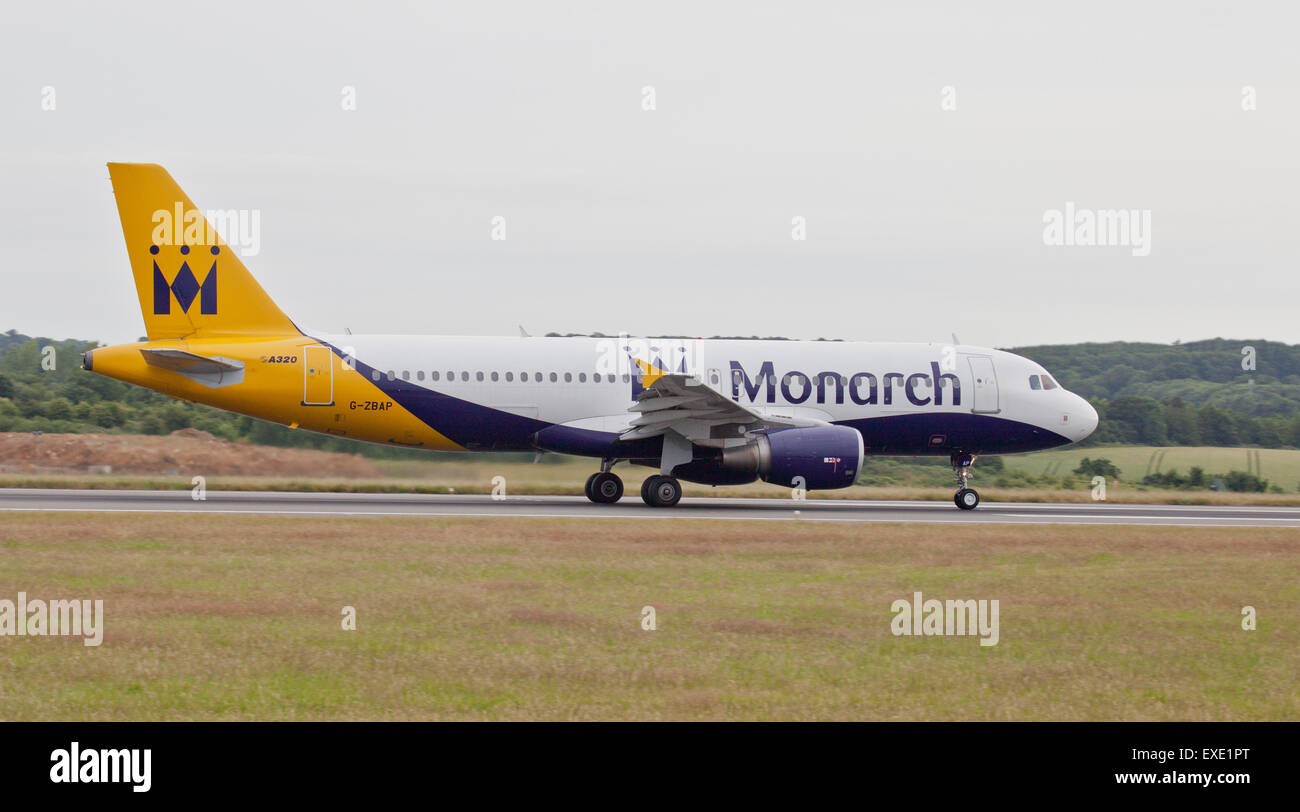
[2,488,1300,527]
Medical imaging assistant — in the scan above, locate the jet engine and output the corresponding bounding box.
[669,425,864,490]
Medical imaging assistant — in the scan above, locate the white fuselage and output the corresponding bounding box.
[307,333,1098,456]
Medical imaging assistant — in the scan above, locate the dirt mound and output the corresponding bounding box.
[0,432,384,478]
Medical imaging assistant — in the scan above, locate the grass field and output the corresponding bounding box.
[1,513,1296,721]
[1003,445,1300,488]
[7,450,1300,505]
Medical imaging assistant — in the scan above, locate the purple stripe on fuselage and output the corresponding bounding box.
[312,339,548,450]
[841,412,1072,455]
[311,338,1069,457]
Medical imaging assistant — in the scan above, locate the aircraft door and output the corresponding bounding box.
[966,355,999,414]
[303,345,334,406]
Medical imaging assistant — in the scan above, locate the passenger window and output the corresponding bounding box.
[505,372,513,382]
[476,371,484,382]
[579,372,587,382]
[1029,375,1041,390]
[371,371,380,381]
[461,371,469,382]
[447,371,454,381]
[386,370,395,381]
[431,371,440,381]
[491,371,499,382]
[564,372,572,382]
[535,372,542,381]
[402,371,410,380]
[622,374,630,383]
[416,371,424,381]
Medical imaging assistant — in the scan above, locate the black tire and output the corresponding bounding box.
[640,476,660,505]
[590,472,623,504]
[584,473,599,502]
[643,475,682,508]
[955,488,979,510]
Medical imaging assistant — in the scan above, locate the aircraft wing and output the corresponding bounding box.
[621,373,804,441]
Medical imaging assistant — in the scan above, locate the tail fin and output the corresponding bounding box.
[106,163,298,340]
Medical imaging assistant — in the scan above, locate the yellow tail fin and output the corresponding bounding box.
[107,163,298,340]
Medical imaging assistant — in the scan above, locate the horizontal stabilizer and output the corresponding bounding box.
[140,348,245,388]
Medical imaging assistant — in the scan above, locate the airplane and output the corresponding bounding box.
[83,163,1099,510]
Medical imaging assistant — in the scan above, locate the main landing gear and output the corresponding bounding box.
[584,473,623,503]
[582,460,683,507]
[640,475,682,508]
[951,451,980,510]
[584,459,624,503]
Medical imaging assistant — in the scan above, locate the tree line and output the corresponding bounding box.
[3,330,1300,455]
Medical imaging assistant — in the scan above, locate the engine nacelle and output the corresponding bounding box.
[669,425,864,490]
[761,425,864,490]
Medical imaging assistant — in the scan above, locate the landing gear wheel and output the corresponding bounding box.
[950,451,979,510]
[584,473,599,501]
[587,472,623,504]
[641,475,682,507]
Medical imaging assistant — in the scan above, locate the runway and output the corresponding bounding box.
[3,488,1300,527]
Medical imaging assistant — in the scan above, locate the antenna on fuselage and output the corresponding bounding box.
[951,332,960,345]
[518,325,531,338]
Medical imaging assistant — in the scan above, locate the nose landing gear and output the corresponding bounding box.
[951,451,979,510]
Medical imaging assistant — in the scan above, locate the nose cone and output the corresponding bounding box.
[1072,397,1099,441]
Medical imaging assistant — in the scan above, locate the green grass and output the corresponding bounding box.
[1004,445,1299,487]
[0,513,1296,720]
[8,443,1300,504]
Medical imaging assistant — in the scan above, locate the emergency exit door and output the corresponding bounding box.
[303,345,334,406]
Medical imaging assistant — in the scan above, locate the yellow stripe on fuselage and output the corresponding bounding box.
[90,337,464,451]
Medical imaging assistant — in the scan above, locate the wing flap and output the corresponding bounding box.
[621,373,774,442]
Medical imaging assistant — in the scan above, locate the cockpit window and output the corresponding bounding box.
[1029,375,1042,390]
[1041,375,1059,390]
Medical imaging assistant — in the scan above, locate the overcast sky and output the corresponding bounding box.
[2,1,1297,348]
